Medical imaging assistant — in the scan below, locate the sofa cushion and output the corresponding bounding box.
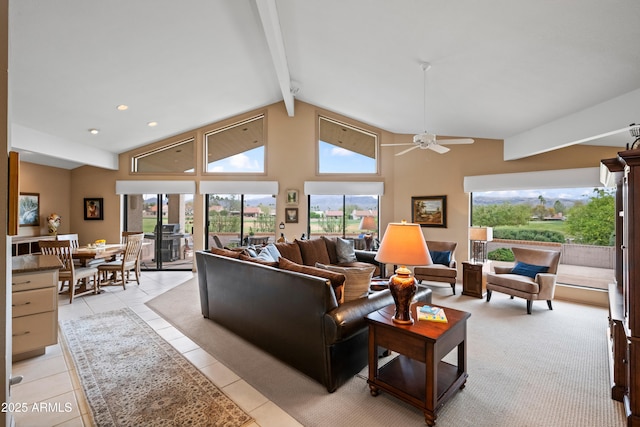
[208,247,241,259]
[296,238,331,266]
[279,257,345,303]
[261,243,282,261]
[238,253,279,267]
[430,250,451,266]
[321,236,339,264]
[511,262,549,279]
[336,238,357,263]
[274,241,304,264]
[316,263,375,302]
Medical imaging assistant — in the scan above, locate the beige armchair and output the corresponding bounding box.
[414,241,458,295]
[486,247,561,314]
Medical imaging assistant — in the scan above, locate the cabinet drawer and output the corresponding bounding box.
[12,271,58,292]
[12,312,57,355]
[12,288,56,318]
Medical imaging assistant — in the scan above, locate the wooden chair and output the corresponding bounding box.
[39,239,99,303]
[122,231,143,279]
[98,233,144,289]
[55,233,79,248]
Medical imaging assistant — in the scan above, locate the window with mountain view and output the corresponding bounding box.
[307,194,379,244]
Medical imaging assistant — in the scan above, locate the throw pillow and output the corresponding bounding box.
[208,247,241,259]
[336,238,357,263]
[274,241,304,264]
[255,248,277,262]
[430,250,451,266]
[238,253,279,267]
[511,262,549,279]
[278,257,345,303]
[321,236,339,264]
[316,263,375,302]
[262,243,282,261]
[296,238,331,266]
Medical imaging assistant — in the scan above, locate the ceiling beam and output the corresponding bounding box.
[504,89,640,160]
[256,0,295,116]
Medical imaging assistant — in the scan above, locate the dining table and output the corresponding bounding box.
[72,244,125,267]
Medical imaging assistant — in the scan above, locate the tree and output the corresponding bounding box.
[565,189,615,245]
[472,203,531,227]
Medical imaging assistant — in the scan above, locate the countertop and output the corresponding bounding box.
[12,254,63,274]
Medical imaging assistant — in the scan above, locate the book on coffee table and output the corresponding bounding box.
[418,305,448,323]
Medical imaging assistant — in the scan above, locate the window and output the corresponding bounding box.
[205,193,275,248]
[131,138,195,173]
[308,194,379,247]
[318,116,378,174]
[205,115,265,173]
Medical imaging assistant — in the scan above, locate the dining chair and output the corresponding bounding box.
[39,239,99,303]
[98,233,144,290]
[122,231,143,279]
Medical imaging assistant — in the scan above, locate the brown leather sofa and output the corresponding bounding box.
[196,248,432,392]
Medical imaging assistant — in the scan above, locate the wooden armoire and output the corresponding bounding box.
[602,149,640,426]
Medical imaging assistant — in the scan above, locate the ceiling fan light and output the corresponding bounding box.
[630,123,640,138]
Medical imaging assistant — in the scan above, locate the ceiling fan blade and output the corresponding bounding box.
[380,143,415,147]
[437,138,474,145]
[428,144,450,154]
[395,145,420,156]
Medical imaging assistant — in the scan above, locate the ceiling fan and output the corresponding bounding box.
[382,62,474,156]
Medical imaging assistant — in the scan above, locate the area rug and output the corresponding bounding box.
[59,308,253,427]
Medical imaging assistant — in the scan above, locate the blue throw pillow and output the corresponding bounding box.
[262,243,282,261]
[430,250,451,266]
[511,262,549,279]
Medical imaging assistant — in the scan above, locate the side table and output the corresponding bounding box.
[366,303,470,426]
[462,261,490,298]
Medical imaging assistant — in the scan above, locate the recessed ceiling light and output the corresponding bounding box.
[116,104,128,111]
[148,121,158,127]
[89,128,99,134]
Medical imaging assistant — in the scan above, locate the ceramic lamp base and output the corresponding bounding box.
[388,266,417,324]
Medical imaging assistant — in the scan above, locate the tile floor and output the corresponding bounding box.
[10,271,302,427]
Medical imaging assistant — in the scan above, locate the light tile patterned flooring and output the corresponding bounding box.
[11,271,302,427]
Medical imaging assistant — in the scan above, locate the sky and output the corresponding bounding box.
[476,187,604,200]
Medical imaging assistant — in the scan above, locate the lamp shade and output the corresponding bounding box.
[375,222,431,266]
[469,226,493,242]
[359,216,376,231]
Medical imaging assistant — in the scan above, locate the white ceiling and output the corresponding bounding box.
[8,0,640,170]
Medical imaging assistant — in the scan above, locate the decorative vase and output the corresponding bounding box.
[387,266,417,324]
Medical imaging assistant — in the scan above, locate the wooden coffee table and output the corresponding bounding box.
[366,303,470,426]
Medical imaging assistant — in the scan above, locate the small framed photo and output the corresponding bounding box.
[411,195,447,228]
[84,198,104,220]
[285,208,299,223]
[286,189,299,206]
[18,192,40,227]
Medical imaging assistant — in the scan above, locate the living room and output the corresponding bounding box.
[3,1,640,426]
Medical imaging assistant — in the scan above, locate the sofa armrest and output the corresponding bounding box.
[324,289,393,343]
[354,250,384,276]
[493,265,512,274]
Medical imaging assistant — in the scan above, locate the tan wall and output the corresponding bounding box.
[17,100,620,269]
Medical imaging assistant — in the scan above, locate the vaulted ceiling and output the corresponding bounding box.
[9,0,640,170]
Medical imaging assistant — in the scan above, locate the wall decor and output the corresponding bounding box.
[411,195,447,228]
[286,189,299,206]
[285,208,299,223]
[18,192,40,227]
[84,198,104,220]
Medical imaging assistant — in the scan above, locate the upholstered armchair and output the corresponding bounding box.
[414,241,458,295]
[486,247,561,314]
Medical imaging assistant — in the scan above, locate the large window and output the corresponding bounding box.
[205,115,265,173]
[131,138,195,173]
[318,116,378,174]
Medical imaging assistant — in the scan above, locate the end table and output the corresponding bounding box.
[462,261,489,298]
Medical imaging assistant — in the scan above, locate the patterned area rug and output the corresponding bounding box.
[59,308,252,427]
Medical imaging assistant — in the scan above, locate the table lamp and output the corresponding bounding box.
[469,226,493,263]
[374,221,431,324]
[359,215,377,251]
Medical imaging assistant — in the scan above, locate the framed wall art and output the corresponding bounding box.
[84,198,104,220]
[286,189,299,206]
[18,192,40,227]
[411,195,447,228]
[285,207,299,223]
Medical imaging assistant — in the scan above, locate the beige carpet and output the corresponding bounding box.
[146,278,626,427]
[59,308,253,427]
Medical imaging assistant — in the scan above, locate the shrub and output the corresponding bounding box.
[493,228,565,243]
[488,248,515,262]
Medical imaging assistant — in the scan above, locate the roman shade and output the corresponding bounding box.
[463,167,601,193]
[304,181,384,195]
[115,180,196,195]
[198,181,278,195]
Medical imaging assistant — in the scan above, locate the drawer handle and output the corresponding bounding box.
[12,331,30,337]
[12,280,32,286]
[11,302,31,307]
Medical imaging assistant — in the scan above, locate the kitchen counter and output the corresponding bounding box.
[12,254,62,274]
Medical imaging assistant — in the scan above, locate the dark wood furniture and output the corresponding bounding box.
[366,303,470,426]
[461,261,488,298]
[602,149,640,425]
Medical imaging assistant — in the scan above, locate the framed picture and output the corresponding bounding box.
[84,198,104,220]
[285,207,299,223]
[18,192,40,227]
[411,195,447,228]
[286,189,299,206]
